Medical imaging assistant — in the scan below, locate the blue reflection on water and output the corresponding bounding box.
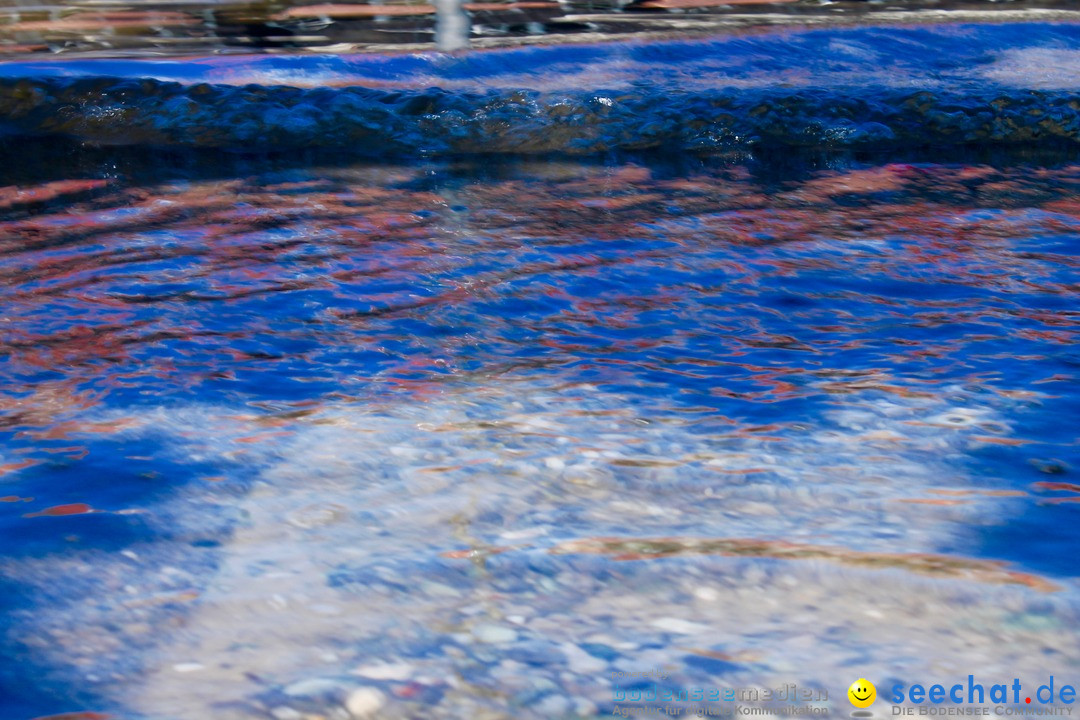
[0,145,1076,717]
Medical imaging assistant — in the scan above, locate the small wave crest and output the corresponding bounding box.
[1,23,1080,152]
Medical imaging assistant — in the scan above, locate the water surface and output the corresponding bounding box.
[0,142,1077,719]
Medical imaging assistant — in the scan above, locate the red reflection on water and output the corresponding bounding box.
[23,502,97,518]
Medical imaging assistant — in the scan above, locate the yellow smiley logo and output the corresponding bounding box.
[848,679,877,708]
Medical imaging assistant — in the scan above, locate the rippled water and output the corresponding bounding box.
[9,23,1080,155]
[0,140,1077,719]
[3,5,1080,718]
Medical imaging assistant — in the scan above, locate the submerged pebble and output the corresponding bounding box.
[344,687,386,719]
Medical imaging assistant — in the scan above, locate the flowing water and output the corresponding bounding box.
[0,11,1078,720]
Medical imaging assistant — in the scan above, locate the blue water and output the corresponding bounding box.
[4,24,1080,152]
[0,21,1078,720]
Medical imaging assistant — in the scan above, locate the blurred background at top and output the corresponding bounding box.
[1,0,1078,60]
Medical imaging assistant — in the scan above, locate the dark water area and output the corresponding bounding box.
[0,135,1077,718]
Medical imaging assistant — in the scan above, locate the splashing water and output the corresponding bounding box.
[5,24,1080,152]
